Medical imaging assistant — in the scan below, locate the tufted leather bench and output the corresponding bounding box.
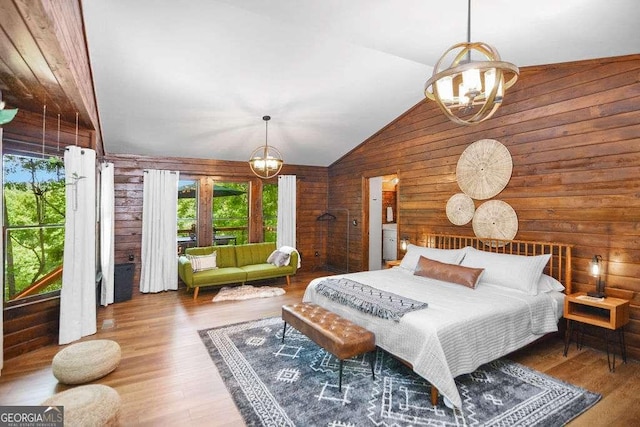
[282,302,376,391]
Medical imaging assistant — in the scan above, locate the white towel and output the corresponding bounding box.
[386,206,393,222]
[279,245,301,268]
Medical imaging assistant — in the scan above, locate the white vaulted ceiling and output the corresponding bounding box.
[81,0,640,166]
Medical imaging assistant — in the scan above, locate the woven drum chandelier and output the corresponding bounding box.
[248,115,284,179]
[424,0,519,125]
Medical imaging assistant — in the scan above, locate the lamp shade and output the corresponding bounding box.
[590,255,602,277]
[400,237,409,251]
[587,254,605,298]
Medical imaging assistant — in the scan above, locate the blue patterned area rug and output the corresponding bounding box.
[199,317,600,426]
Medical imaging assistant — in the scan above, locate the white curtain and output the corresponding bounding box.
[100,162,115,306]
[276,175,297,249]
[59,146,97,345]
[0,128,4,371]
[140,169,179,293]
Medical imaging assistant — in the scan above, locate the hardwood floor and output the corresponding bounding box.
[1,270,638,426]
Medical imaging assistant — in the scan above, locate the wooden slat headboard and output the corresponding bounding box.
[422,234,573,294]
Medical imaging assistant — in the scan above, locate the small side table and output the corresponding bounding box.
[385,259,402,269]
[563,292,630,371]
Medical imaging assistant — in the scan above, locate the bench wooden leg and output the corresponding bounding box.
[431,386,439,406]
[193,287,199,300]
[286,275,290,286]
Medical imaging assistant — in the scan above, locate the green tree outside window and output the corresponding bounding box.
[177,179,198,253]
[3,154,65,302]
[212,182,249,245]
[263,183,277,243]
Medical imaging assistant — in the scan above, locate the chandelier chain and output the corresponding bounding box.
[466,0,471,44]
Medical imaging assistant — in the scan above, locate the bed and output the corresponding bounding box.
[302,234,572,409]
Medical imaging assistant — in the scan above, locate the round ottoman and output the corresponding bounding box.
[52,339,121,385]
[41,384,120,426]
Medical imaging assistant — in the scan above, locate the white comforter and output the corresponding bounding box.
[302,267,562,408]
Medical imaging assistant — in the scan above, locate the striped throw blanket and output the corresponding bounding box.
[314,278,428,321]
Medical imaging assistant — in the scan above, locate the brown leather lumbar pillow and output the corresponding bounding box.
[414,256,484,289]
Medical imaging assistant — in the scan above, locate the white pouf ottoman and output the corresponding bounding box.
[41,384,120,426]
[52,339,121,385]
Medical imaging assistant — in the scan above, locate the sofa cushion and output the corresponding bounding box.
[185,246,215,256]
[242,263,294,281]
[190,267,246,286]
[213,245,238,268]
[236,242,277,267]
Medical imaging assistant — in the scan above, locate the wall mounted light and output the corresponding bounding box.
[587,254,605,298]
[400,236,410,252]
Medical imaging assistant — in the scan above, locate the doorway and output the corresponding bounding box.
[366,173,398,270]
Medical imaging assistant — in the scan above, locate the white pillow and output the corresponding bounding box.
[460,247,550,295]
[267,250,290,267]
[537,274,565,293]
[399,244,467,271]
[189,252,217,272]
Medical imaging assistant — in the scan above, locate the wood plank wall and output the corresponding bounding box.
[327,54,640,360]
[1,109,94,359]
[2,109,93,156]
[0,0,100,143]
[3,297,59,360]
[106,154,329,289]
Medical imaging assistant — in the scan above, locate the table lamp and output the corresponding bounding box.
[587,255,605,298]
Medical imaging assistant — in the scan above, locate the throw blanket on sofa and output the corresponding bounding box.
[314,278,428,321]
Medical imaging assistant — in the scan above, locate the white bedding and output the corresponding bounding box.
[302,267,563,408]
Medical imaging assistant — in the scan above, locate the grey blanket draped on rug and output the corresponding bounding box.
[314,277,428,321]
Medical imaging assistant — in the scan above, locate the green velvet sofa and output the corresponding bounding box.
[178,242,298,299]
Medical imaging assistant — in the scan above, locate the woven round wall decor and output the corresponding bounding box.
[472,200,518,241]
[456,139,512,200]
[446,193,475,225]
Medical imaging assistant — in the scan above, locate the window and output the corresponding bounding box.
[262,183,278,243]
[212,182,248,245]
[3,154,65,303]
[177,180,198,254]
